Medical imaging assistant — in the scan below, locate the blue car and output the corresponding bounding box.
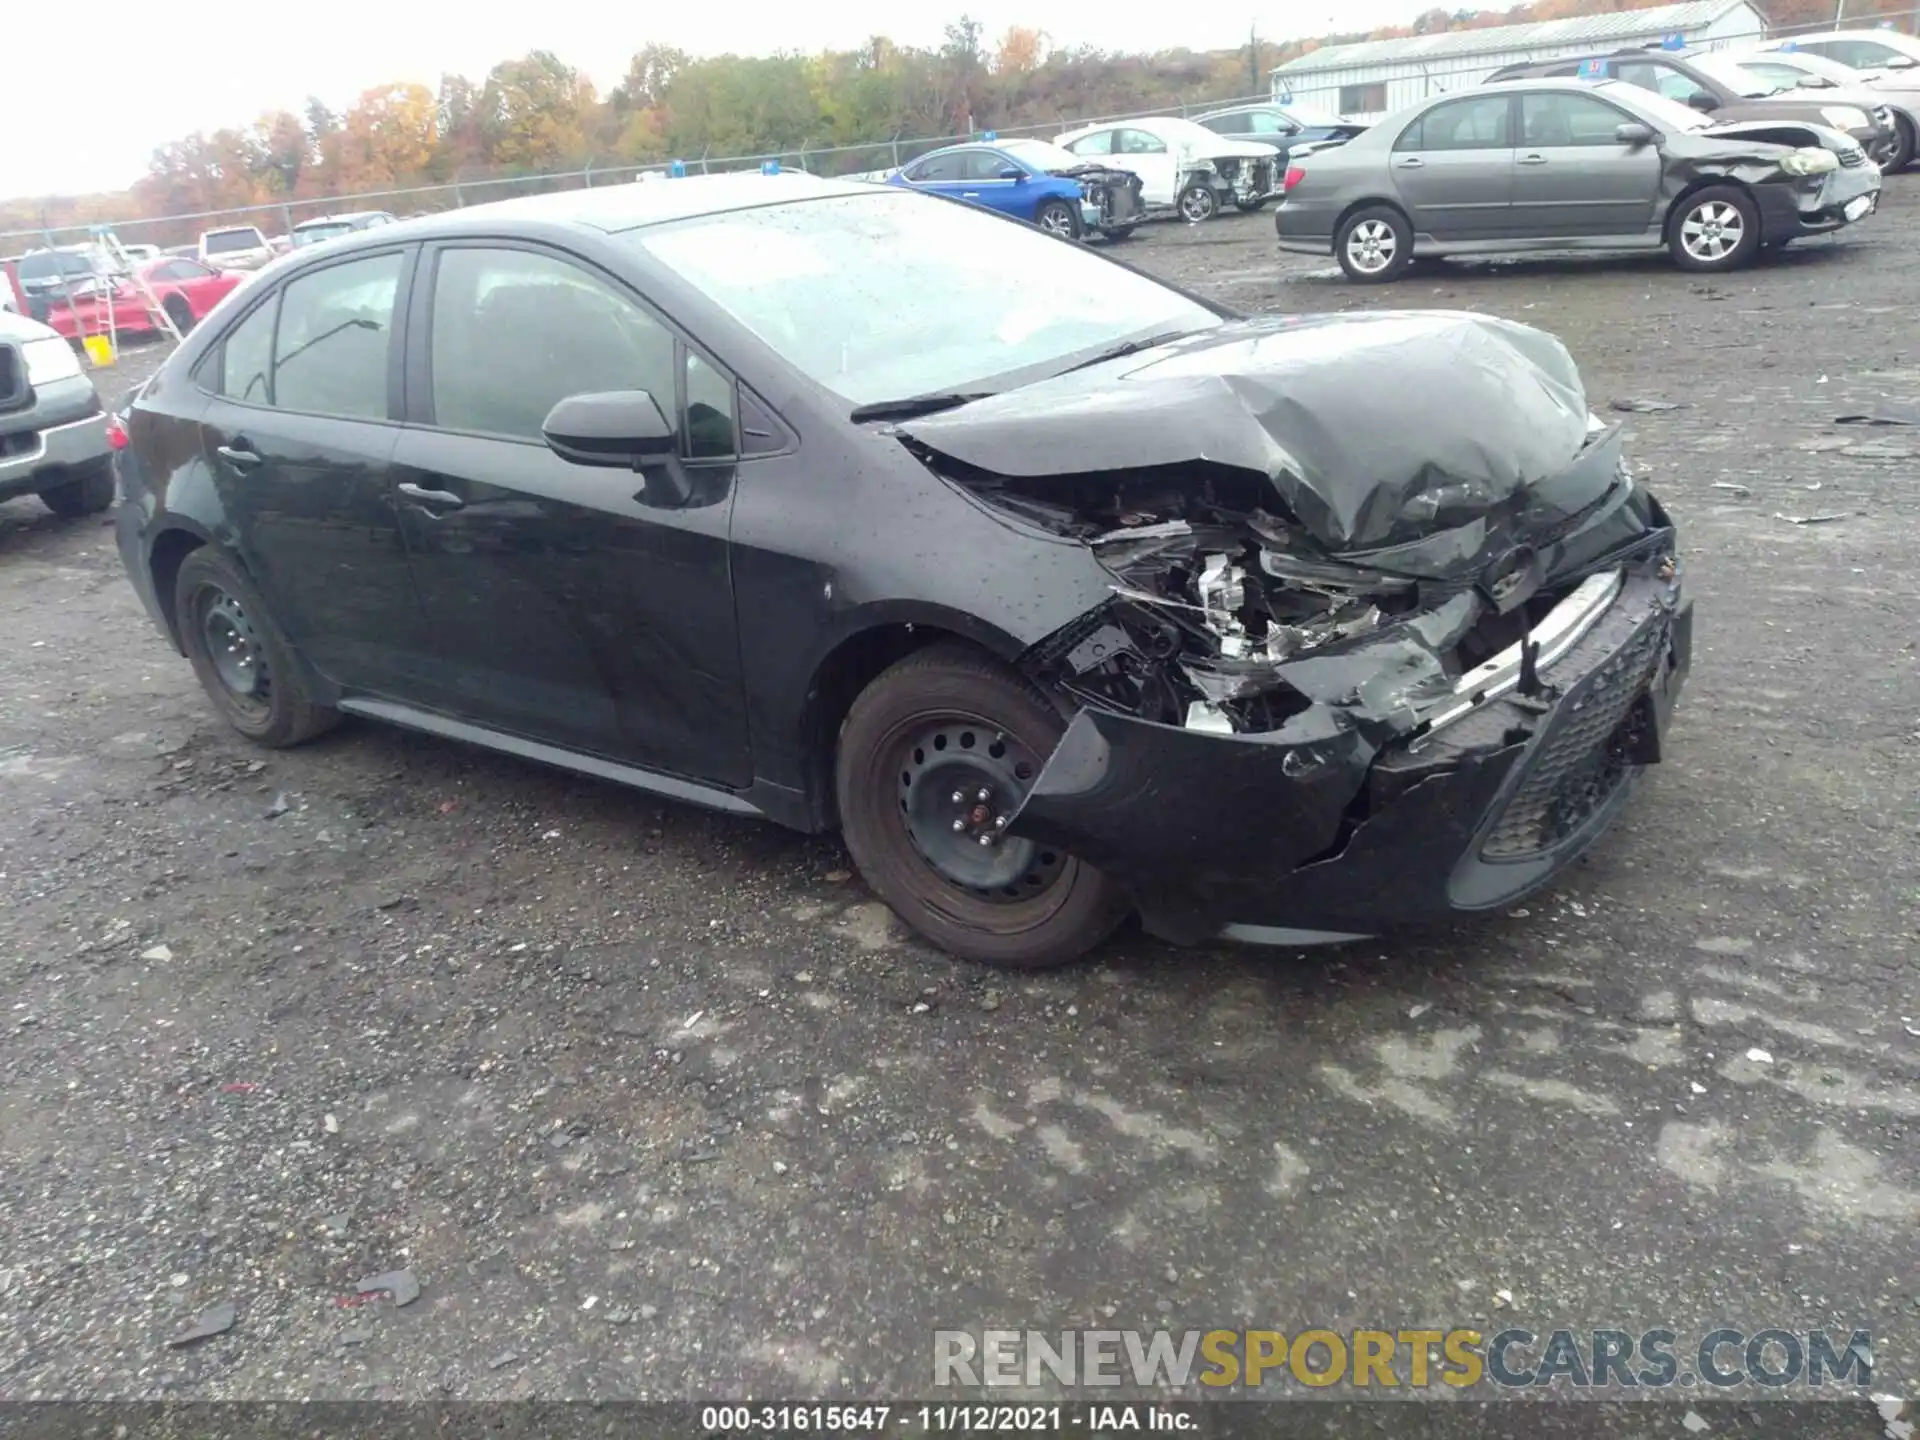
[886,140,1143,240]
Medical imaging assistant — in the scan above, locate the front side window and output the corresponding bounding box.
[1205,112,1249,134]
[1616,61,1714,107]
[429,246,676,443]
[1247,110,1297,135]
[628,188,1221,407]
[963,150,1017,181]
[1520,92,1634,146]
[685,353,737,460]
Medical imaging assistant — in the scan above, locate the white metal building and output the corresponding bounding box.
[1270,0,1771,121]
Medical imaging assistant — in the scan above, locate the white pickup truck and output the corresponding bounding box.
[196,224,275,272]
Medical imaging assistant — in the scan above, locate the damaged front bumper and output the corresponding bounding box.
[1760,159,1882,237]
[1006,552,1692,947]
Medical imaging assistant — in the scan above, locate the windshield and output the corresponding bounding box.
[17,251,94,281]
[997,137,1087,171]
[1600,81,1714,132]
[1688,53,1783,97]
[204,230,262,254]
[291,224,352,247]
[629,189,1220,406]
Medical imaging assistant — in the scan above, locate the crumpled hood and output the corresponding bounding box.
[899,310,1594,557]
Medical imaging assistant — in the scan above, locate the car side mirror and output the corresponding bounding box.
[1888,56,1918,69]
[999,166,1025,181]
[1615,122,1655,145]
[1687,92,1721,112]
[543,390,677,467]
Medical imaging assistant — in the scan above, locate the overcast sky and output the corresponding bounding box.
[0,0,1435,201]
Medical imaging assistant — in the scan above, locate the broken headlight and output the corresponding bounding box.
[1780,146,1840,176]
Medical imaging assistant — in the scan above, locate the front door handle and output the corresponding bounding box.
[1519,154,1548,165]
[215,442,262,470]
[396,482,465,510]
[961,191,980,198]
[1395,157,1425,168]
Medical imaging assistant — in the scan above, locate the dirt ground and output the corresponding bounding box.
[1,186,1917,1417]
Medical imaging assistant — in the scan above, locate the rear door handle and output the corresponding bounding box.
[215,442,262,470]
[1519,154,1548,165]
[1395,157,1424,168]
[396,482,465,510]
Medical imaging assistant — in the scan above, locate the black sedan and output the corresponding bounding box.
[115,173,1693,968]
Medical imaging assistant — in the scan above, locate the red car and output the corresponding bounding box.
[43,257,244,342]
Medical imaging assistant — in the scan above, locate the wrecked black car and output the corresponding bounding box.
[114,172,1691,970]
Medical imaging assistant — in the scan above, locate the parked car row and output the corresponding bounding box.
[1275,40,1901,283]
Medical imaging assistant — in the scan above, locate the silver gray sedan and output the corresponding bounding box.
[1275,78,1882,282]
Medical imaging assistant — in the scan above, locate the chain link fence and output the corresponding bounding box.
[6,6,1919,253]
[0,90,1277,253]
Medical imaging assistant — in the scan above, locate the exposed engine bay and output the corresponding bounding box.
[1048,163,1146,228]
[1210,154,1276,204]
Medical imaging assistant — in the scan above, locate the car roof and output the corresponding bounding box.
[294,210,390,227]
[358,172,870,237]
[1195,103,1288,117]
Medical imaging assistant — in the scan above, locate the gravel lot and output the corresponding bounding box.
[1,188,1917,1414]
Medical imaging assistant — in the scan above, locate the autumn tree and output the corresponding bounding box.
[993,26,1047,74]
[479,52,596,171]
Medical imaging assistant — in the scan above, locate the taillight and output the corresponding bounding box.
[1283,166,1307,193]
[106,415,128,451]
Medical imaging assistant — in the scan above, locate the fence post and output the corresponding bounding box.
[583,158,594,188]
[890,132,901,166]
[280,203,294,238]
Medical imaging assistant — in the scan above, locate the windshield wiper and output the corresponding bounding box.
[848,391,992,423]
[1055,328,1197,376]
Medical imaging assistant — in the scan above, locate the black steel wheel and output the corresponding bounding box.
[836,643,1128,968]
[1034,199,1082,239]
[173,548,338,747]
[38,457,114,518]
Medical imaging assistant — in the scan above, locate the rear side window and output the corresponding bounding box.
[1397,95,1512,151]
[270,252,402,420]
[962,151,1015,181]
[1117,128,1167,154]
[1247,111,1297,135]
[218,298,276,404]
[908,152,965,182]
[1067,130,1113,156]
[428,246,677,443]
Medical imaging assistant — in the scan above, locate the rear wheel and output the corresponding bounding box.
[835,643,1128,969]
[1178,183,1219,223]
[174,548,338,748]
[1886,114,1916,174]
[1335,204,1413,283]
[1034,199,1082,239]
[39,457,114,518]
[162,294,195,335]
[1668,185,1760,273]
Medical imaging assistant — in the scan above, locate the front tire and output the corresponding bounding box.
[1669,185,1760,273]
[1178,183,1219,223]
[39,457,115,518]
[1335,204,1413,283]
[1034,199,1082,240]
[1886,114,1916,174]
[174,548,339,748]
[835,643,1128,969]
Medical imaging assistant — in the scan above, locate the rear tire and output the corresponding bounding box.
[835,642,1128,969]
[1887,114,1916,174]
[1668,185,1760,273]
[1335,204,1413,283]
[162,294,195,335]
[1178,183,1220,223]
[39,457,115,518]
[174,548,339,748]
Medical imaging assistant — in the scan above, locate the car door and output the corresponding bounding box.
[1115,127,1179,204]
[1389,94,1518,238]
[957,149,1029,218]
[195,245,427,696]
[1511,90,1662,237]
[387,241,752,787]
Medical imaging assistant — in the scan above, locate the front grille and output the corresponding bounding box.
[1479,614,1670,861]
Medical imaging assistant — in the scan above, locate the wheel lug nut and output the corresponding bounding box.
[951,818,966,832]
[994,815,1008,829]
[951,790,965,804]
[976,788,990,802]
[977,833,994,847]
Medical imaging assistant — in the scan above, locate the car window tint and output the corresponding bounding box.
[218,297,277,405]
[910,153,965,182]
[1247,111,1296,134]
[962,150,1013,180]
[1206,112,1248,133]
[269,251,401,420]
[1118,128,1167,154]
[1617,61,1712,105]
[430,246,676,443]
[1068,130,1113,156]
[685,352,737,460]
[1521,92,1631,146]
[1403,95,1511,151]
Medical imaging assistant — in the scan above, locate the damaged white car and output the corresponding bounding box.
[1055,115,1281,221]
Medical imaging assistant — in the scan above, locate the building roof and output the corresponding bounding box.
[1274,0,1756,75]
